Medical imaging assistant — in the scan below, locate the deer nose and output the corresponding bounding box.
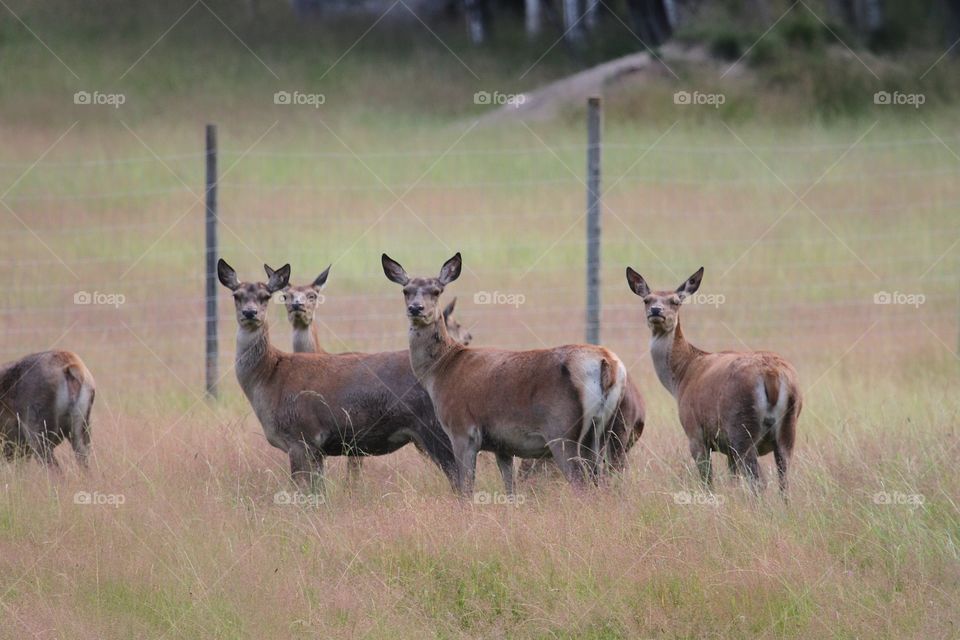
[649,307,663,317]
[242,309,257,320]
[290,302,304,312]
[407,303,424,316]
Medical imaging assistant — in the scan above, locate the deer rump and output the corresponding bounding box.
[604,374,646,471]
[262,349,455,467]
[429,345,626,467]
[0,350,95,464]
[677,351,800,456]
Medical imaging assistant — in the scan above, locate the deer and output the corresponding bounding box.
[382,252,628,496]
[0,351,95,469]
[625,266,801,493]
[217,259,459,493]
[519,374,645,480]
[280,267,472,482]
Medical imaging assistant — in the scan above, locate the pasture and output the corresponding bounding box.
[1,3,959,638]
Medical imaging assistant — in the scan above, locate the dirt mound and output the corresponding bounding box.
[480,44,720,123]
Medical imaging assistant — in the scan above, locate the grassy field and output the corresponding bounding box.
[1,3,959,638]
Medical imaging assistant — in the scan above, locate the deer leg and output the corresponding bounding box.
[726,454,739,477]
[773,443,789,495]
[518,457,552,481]
[774,401,798,497]
[346,456,363,484]
[688,439,711,487]
[67,414,91,471]
[731,441,763,494]
[289,442,323,494]
[23,420,60,471]
[449,427,481,498]
[547,439,586,488]
[517,458,537,481]
[495,452,514,495]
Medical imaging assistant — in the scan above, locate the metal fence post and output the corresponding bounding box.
[205,124,218,399]
[585,97,602,345]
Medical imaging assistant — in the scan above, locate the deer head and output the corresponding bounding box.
[382,253,461,328]
[442,297,472,345]
[625,266,703,335]
[279,265,329,329]
[218,258,290,330]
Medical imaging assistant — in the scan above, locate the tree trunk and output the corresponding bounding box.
[946,0,960,51]
[464,0,486,44]
[584,0,600,31]
[526,0,542,38]
[563,0,585,46]
[627,0,671,47]
[860,0,884,32]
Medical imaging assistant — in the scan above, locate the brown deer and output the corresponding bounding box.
[382,252,628,495]
[0,351,95,469]
[280,267,472,482]
[218,259,458,492]
[625,266,801,492]
[519,374,645,480]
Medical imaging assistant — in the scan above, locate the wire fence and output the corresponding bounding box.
[1,111,957,398]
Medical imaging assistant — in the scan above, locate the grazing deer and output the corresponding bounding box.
[280,267,472,482]
[382,252,627,495]
[218,259,458,492]
[625,266,801,492]
[0,351,95,469]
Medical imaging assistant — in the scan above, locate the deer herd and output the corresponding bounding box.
[0,252,802,501]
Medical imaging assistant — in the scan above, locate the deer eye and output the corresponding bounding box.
[669,296,681,305]
[643,296,653,304]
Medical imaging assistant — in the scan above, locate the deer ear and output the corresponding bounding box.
[312,265,331,290]
[625,267,650,298]
[266,264,291,293]
[382,254,410,285]
[676,267,704,299]
[218,259,240,290]
[443,297,457,320]
[438,252,462,285]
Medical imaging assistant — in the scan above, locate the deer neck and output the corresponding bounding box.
[407,315,459,386]
[649,320,703,399]
[291,321,323,354]
[235,322,282,396]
